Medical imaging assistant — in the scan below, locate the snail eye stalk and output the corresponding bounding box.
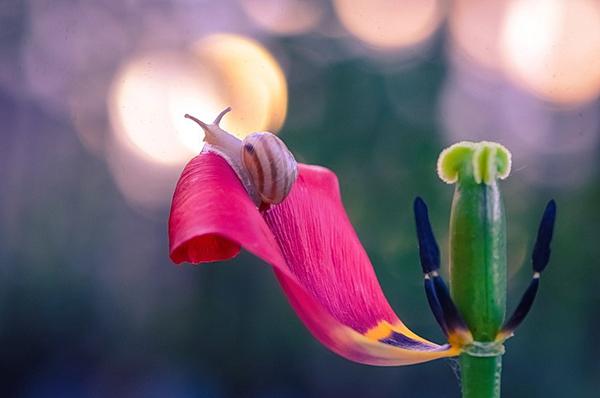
[498,200,557,340]
[414,197,471,342]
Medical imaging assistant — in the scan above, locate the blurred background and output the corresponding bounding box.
[1,0,599,397]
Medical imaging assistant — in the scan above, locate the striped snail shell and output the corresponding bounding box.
[241,132,298,205]
[184,107,298,207]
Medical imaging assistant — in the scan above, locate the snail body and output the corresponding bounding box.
[184,108,298,208]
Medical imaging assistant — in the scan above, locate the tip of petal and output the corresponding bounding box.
[343,328,459,366]
[168,153,259,265]
[296,164,341,200]
[170,234,241,264]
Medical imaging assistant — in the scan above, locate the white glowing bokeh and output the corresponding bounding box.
[167,72,223,154]
[106,33,288,209]
[239,0,323,35]
[192,34,288,137]
[501,0,600,104]
[109,53,223,165]
[333,0,443,50]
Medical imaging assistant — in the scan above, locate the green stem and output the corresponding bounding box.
[459,355,502,398]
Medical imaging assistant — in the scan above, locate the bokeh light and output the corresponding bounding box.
[239,0,323,35]
[439,64,600,187]
[500,0,600,105]
[109,52,216,165]
[333,0,443,50]
[447,0,509,72]
[192,33,288,137]
[107,33,288,208]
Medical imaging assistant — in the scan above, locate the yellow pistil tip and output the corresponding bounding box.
[437,141,512,185]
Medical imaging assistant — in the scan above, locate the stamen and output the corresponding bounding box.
[431,274,471,343]
[532,199,556,273]
[497,278,539,340]
[497,200,557,340]
[424,274,448,336]
[414,197,471,343]
[414,197,441,273]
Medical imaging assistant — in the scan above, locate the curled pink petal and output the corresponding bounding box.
[169,152,284,266]
[169,152,458,365]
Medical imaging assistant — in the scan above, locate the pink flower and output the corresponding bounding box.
[168,151,459,365]
[168,109,461,366]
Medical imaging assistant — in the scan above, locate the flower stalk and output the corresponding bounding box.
[439,142,511,398]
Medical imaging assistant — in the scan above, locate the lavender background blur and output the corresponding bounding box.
[1,0,599,397]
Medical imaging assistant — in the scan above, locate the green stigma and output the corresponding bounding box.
[437,141,512,185]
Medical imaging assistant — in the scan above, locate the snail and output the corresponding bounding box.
[185,107,298,210]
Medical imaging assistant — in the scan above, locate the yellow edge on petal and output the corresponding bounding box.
[364,320,432,344]
[333,326,460,366]
[348,321,461,366]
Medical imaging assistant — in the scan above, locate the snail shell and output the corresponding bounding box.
[242,132,298,205]
[184,107,298,207]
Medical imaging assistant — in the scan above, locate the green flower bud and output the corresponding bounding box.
[438,141,512,398]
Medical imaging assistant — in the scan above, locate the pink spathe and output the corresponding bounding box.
[169,152,456,365]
